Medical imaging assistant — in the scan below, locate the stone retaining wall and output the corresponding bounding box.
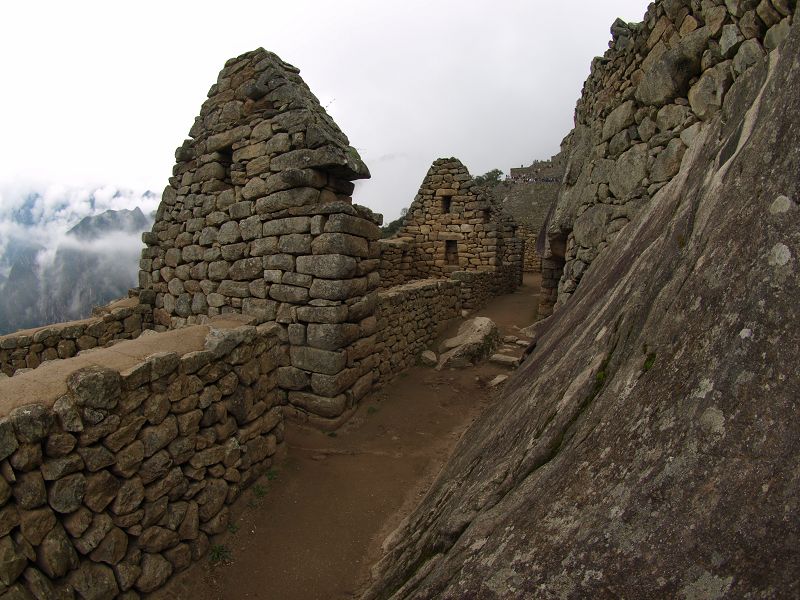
[517,226,541,272]
[374,280,461,386]
[0,297,154,377]
[0,318,285,598]
[542,0,795,315]
[376,237,415,288]
[450,267,520,312]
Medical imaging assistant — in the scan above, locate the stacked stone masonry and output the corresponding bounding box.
[0,49,528,597]
[374,280,461,386]
[0,297,154,378]
[539,0,795,317]
[137,48,384,429]
[0,319,286,598]
[378,158,524,310]
[499,155,564,273]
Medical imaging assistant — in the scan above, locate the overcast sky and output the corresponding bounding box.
[1,0,650,222]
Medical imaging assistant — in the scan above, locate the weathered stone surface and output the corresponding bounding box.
[573,205,614,249]
[366,17,800,598]
[83,470,120,512]
[14,471,46,510]
[289,346,347,375]
[135,552,173,593]
[68,561,119,600]
[19,507,56,546]
[636,27,710,105]
[36,524,78,578]
[0,536,27,586]
[296,254,357,279]
[652,138,688,183]
[88,526,127,565]
[689,60,734,120]
[288,392,347,418]
[602,100,636,141]
[66,366,121,410]
[306,323,361,351]
[139,526,179,552]
[437,317,499,369]
[609,143,648,199]
[10,405,54,444]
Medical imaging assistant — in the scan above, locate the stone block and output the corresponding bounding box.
[290,346,347,375]
[296,254,357,279]
[288,392,347,418]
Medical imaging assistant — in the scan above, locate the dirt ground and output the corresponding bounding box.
[157,273,540,600]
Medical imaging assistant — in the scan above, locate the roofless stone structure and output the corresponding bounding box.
[139,49,383,427]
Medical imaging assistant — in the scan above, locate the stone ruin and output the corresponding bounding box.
[536,0,795,318]
[0,47,525,598]
[378,158,523,309]
[138,48,382,429]
[365,1,800,597]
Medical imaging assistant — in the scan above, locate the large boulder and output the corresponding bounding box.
[365,15,800,599]
[436,317,499,369]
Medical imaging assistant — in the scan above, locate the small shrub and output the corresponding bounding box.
[266,469,278,481]
[642,353,656,372]
[252,484,267,498]
[227,523,239,534]
[209,544,231,563]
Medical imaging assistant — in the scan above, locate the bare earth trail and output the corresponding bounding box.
[157,273,540,600]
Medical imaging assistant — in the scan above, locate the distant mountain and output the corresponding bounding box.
[0,204,154,335]
[68,206,150,241]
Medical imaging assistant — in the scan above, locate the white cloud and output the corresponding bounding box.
[0,0,650,222]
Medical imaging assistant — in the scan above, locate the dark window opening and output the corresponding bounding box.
[442,197,452,213]
[218,146,234,183]
[445,240,458,265]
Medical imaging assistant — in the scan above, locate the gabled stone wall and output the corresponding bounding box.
[137,49,384,428]
[540,0,795,317]
[378,158,524,309]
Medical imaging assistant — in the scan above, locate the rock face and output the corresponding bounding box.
[365,7,799,600]
[537,0,794,319]
[436,317,498,369]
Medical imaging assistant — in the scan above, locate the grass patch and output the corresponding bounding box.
[642,353,656,372]
[209,544,231,563]
[227,523,239,534]
[252,483,267,498]
[266,469,278,481]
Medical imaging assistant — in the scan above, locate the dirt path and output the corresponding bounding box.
[156,273,540,600]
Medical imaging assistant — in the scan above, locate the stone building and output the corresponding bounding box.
[537,0,794,318]
[378,158,523,302]
[137,48,382,429]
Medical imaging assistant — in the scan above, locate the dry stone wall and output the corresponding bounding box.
[499,155,564,273]
[138,48,385,428]
[0,318,285,598]
[374,280,461,386]
[540,0,795,316]
[0,297,154,378]
[378,158,524,311]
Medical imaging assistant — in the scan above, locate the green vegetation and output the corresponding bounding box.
[380,208,407,238]
[252,483,267,498]
[266,469,278,481]
[473,168,504,187]
[227,522,239,534]
[209,544,232,563]
[642,353,656,372]
[367,405,380,416]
